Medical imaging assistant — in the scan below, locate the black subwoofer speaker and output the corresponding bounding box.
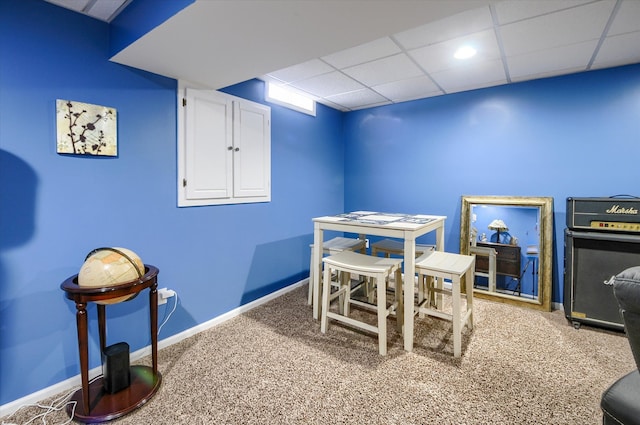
[102,342,130,394]
[564,229,640,330]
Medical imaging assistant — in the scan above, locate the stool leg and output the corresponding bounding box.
[428,276,437,308]
[366,276,374,303]
[376,272,387,355]
[343,272,351,316]
[308,247,314,305]
[465,266,474,330]
[320,265,332,334]
[452,276,462,358]
[394,268,403,333]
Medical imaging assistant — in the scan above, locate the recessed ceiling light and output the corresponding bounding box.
[454,45,477,60]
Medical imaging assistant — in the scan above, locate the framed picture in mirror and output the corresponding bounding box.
[460,195,553,311]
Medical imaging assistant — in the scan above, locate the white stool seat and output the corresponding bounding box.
[320,251,403,355]
[371,239,434,258]
[308,237,366,306]
[414,251,475,358]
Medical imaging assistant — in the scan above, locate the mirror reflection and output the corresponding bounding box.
[460,196,553,311]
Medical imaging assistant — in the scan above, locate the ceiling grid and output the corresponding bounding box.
[45,0,640,111]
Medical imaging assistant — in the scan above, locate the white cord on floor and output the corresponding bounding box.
[4,292,177,425]
[1,375,102,425]
[0,375,90,425]
[158,292,178,335]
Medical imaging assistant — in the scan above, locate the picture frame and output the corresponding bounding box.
[56,99,117,156]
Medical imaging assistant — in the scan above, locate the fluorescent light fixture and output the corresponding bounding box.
[454,45,477,60]
[266,82,316,116]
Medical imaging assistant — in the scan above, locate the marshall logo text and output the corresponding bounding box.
[606,205,639,215]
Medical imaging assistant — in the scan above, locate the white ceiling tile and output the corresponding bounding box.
[394,6,493,50]
[510,66,587,83]
[349,100,394,111]
[325,88,390,109]
[265,59,334,83]
[430,58,507,93]
[290,71,364,98]
[87,0,128,21]
[607,0,640,36]
[373,76,443,102]
[500,1,616,56]
[507,40,597,79]
[442,78,508,95]
[341,53,424,87]
[409,29,501,74]
[44,0,91,13]
[321,37,402,69]
[493,0,596,25]
[592,31,640,68]
[45,0,128,22]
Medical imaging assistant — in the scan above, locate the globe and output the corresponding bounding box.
[78,247,144,304]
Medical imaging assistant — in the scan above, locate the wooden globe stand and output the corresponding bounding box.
[60,265,161,423]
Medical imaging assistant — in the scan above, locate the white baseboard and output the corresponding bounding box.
[0,280,306,418]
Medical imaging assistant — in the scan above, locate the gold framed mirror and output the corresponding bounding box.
[460,195,553,311]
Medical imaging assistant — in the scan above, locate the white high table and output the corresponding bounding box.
[312,211,446,352]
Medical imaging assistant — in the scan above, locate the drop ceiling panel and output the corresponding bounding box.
[431,59,507,93]
[321,37,402,69]
[44,0,128,22]
[592,31,640,68]
[342,54,424,87]
[409,29,501,74]
[266,59,334,84]
[373,76,443,102]
[292,72,365,98]
[607,0,640,35]
[492,0,594,25]
[393,6,494,50]
[87,0,126,21]
[507,40,599,79]
[325,89,390,110]
[500,1,615,57]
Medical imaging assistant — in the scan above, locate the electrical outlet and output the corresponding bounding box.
[158,288,176,305]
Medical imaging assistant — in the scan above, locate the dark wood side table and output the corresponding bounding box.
[60,265,161,423]
[475,242,521,278]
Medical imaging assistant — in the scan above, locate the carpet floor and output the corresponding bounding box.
[2,285,635,424]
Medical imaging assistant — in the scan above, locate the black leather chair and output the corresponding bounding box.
[601,266,640,425]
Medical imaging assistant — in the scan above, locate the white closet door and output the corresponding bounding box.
[233,99,271,199]
[185,88,233,200]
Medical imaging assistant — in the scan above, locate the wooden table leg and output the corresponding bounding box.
[98,304,106,354]
[75,301,90,416]
[150,283,158,374]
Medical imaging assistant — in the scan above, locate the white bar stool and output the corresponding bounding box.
[308,237,366,306]
[469,245,497,292]
[414,251,475,358]
[371,239,434,258]
[320,251,403,356]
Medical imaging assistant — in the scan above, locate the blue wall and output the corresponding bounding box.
[343,65,640,304]
[0,0,343,406]
[2,0,640,409]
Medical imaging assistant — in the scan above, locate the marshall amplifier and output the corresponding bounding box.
[566,196,640,232]
[564,196,640,330]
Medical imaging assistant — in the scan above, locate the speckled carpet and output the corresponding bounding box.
[2,285,635,424]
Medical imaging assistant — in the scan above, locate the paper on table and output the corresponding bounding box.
[360,214,403,222]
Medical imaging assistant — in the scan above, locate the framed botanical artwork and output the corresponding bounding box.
[56,99,117,156]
